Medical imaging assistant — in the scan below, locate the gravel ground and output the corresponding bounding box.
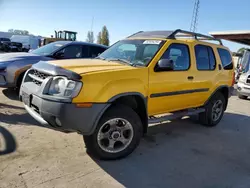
[0,88,250,188]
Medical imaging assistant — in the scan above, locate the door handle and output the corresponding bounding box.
[187,76,194,80]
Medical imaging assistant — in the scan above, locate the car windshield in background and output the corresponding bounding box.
[0,38,10,42]
[241,50,250,73]
[31,41,69,56]
[99,39,165,66]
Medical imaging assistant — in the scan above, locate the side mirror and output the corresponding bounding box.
[155,59,174,72]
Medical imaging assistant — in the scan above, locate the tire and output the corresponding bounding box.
[199,92,226,127]
[238,94,248,100]
[84,104,143,160]
[15,72,26,93]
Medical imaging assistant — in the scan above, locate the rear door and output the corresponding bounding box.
[191,43,219,105]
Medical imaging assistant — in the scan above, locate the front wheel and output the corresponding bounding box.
[199,92,225,127]
[84,105,143,160]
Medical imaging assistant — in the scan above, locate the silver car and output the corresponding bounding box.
[0,41,107,89]
[237,50,250,99]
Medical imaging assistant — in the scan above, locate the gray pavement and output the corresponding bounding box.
[0,88,250,188]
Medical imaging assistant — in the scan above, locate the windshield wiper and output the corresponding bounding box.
[107,58,132,65]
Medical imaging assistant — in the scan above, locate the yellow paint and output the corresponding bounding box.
[50,38,233,116]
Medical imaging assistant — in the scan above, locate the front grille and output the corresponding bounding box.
[27,69,50,86]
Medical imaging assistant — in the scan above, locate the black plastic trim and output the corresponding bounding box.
[150,88,209,98]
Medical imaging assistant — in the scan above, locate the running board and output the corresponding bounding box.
[148,108,205,124]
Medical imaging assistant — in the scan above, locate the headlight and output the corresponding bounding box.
[239,75,247,83]
[48,76,82,98]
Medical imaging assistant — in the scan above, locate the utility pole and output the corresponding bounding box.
[91,17,94,32]
[190,0,200,32]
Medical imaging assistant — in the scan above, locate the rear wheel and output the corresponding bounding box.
[238,94,248,100]
[199,92,225,127]
[84,105,143,160]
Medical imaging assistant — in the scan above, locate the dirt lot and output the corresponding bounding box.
[1,88,250,188]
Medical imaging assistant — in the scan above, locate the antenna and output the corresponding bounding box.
[190,0,200,32]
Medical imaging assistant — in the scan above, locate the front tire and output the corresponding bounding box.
[199,92,225,127]
[84,105,143,160]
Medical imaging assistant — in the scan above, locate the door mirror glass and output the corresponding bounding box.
[155,59,174,72]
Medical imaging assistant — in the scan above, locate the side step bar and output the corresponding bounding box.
[148,108,205,124]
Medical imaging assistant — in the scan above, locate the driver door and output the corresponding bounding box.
[148,41,197,115]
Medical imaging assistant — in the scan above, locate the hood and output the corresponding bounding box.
[49,59,135,74]
[0,52,52,63]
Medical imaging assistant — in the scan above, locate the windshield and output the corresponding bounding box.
[99,39,165,66]
[241,50,250,73]
[31,42,66,56]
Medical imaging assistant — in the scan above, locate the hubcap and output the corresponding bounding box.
[97,118,134,153]
[212,100,223,122]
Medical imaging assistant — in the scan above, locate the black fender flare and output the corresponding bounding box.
[91,92,148,135]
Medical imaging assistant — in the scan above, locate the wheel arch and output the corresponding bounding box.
[205,85,229,110]
[94,92,148,134]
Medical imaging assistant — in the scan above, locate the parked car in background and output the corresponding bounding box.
[0,37,23,52]
[0,41,107,89]
[0,38,11,52]
[10,35,42,52]
[237,50,250,99]
[8,42,23,52]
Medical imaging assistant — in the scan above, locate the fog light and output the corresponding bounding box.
[238,87,242,91]
[55,118,62,127]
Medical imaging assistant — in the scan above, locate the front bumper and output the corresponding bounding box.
[0,73,15,88]
[20,85,109,135]
[0,72,13,87]
[237,82,250,96]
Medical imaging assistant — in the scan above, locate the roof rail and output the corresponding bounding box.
[126,31,143,38]
[168,29,223,45]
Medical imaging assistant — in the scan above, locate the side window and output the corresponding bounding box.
[208,47,216,70]
[89,46,107,58]
[160,43,190,71]
[81,45,90,58]
[195,45,216,70]
[56,45,82,59]
[217,48,233,70]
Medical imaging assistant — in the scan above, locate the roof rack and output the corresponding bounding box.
[127,29,223,45]
[168,29,223,45]
[126,31,143,38]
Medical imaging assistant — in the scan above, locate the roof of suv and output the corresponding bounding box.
[127,29,223,46]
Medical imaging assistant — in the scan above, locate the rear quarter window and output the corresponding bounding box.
[217,48,233,70]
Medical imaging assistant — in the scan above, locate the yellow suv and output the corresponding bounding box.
[20,29,234,160]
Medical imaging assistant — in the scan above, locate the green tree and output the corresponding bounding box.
[97,31,102,44]
[101,26,109,46]
[86,31,94,43]
[8,29,29,35]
